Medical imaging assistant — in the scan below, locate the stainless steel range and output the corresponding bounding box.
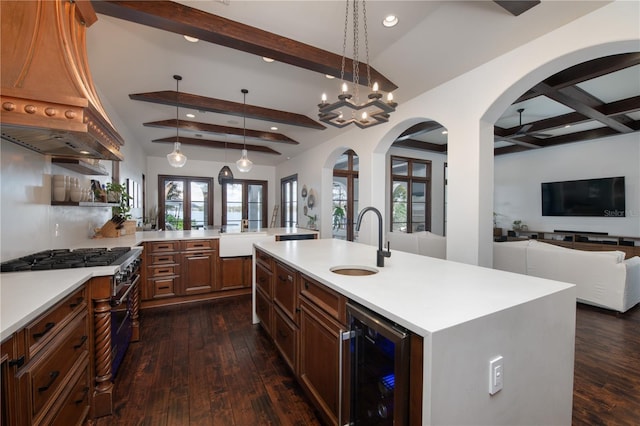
[1,246,143,376]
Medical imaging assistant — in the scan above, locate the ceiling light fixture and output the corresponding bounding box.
[236,89,253,172]
[318,0,397,129]
[262,57,275,63]
[217,133,234,185]
[183,35,199,43]
[166,75,187,168]
[382,15,398,27]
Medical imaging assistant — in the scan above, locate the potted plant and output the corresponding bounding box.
[333,205,345,230]
[106,182,132,219]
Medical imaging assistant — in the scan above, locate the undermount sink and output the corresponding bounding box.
[330,265,379,276]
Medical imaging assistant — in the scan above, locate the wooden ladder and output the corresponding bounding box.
[270,205,279,228]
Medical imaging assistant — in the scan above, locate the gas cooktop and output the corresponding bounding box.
[1,247,136,272]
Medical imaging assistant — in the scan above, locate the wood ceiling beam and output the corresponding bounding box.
[494,1,540,16]
[392,139,447,153]
[130,90,324,130]
[514,53,640,103]
[530,82,635,133]
[152,136,281,155]
[395,121,443,142]
[92,0,397,92]
[144,119,299,145]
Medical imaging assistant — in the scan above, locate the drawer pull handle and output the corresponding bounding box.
[38,370,60,392]
[33,322,55,339]
[75,387,89,405]
[8,355,25,368]
[69,297,84,308]
[158,269,170,274]
[74,335,88,349]
[295,307,301,313]
[158,286,170,290]
[304,282,309,290]
[278,329,288,339]
[158,245,170,249]
[158,257,171,262]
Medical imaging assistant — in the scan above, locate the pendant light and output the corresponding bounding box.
[217,133,234,185]
[167,75,187,167]
[236,88,253,172]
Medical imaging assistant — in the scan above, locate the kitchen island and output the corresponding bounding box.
[253,238,576,425]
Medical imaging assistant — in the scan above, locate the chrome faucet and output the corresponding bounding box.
[355,206,391,267]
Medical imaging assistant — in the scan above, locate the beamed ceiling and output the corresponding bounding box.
[85,1,638,165]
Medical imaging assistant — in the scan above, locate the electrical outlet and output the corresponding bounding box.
[489,356,504,395]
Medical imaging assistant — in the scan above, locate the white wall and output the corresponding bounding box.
[495,133,640,236]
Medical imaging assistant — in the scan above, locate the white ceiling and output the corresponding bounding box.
[86,0,612,166]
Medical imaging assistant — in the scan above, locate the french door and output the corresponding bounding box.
[222,180,268,232]
[158,175,213,230]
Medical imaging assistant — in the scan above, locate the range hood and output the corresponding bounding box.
[0,0,124,161]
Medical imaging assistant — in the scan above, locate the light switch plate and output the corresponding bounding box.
[489,356,504,395]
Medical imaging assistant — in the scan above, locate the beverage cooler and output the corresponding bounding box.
[345,302,410,425]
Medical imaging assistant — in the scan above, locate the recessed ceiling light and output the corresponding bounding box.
[270,126,278,131]
[441,130,448,135]
[564,124,571,128]
[184,35,199,43]
[325,74,335,79]
[79,150,90,155]
[262,57,275,63]
[186,113,195,118]
[382,15,398,28]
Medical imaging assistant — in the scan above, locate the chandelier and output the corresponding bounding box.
[318,0,397,129]
[167,75,188,167]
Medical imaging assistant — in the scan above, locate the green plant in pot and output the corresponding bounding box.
[106,182,132,219]
[333,205,345,230]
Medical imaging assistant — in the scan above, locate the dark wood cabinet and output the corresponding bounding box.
[219,256,252,290]
[273,261,298,323]
[181,251,216,295]
[273,305,298,374]
[298,297,346,425]
[2,286,90,426]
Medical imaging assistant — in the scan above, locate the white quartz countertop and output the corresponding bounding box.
[255,239,574,336]
[0,227,316,341]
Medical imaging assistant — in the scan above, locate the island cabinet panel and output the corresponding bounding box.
[180,251,216,295]
[273,261,299,323]
[298,297,346,426]
[6,287,91,426]
[273,305,298,374]
[219,256,252,290]
[255,285,273,336]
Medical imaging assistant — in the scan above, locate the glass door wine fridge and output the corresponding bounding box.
[346,302,410,425]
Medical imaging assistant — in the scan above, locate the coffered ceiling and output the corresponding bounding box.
[85,0,636,166]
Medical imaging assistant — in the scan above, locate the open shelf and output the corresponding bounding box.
[51,158,109,175]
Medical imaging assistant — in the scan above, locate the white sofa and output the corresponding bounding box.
[494,240,640,313]
[386,231,446,259]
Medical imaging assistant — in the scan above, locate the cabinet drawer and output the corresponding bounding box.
[182,239,217,251]
[300,275,347,324]
[255,263,272,297]
[273,305,298,374]
[274,262,298,323]
[149,253,178,265]
[30,312,88,418]
[149,265,178,277]
[255,249,273,271]
[148,241,179,253]
[255,287,272,336]
[151,278,177,298]
[26,287,86,358]
[48,361,90,426]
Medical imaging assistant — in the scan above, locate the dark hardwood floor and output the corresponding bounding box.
[96,296,640,425]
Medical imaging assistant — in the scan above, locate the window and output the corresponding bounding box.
[333,150,359,241]
[158,175,213,230]
[222,180,268,232]
[281,174,298,227]
[390,156,431,233]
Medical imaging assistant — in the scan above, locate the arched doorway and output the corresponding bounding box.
[332,150,359,241]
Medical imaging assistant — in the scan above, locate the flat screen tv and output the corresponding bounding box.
[541,176,625,217]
